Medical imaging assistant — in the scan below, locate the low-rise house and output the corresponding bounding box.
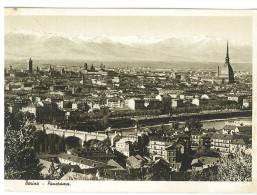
[72,102,78,110]
[107,159,125,170]
[179,94,185,100]
[58,153,109,170]
[230,138,247,155]
[40,159,60,178]
[191,156,219,172]
[222,125,239,135]
[184,93,194,100]
[106,97,124,109]
[8,104,21,113]
[69,148,115,163]
[143,98,162,110]
[242,97,252,109]
[115,139,132,157]
[126,155,145,169]
[237,126,252,136]
[21,103,42,117]
[222,125,251,136]
[171,99,183,109]
[50,85,68,92]
[192,98,200,106]
[55,100,64,109]
[126,98,162,111]
[227,95,244,103]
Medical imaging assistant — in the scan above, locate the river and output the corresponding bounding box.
[201,117,252,129]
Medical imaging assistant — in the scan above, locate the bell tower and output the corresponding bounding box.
[28,58,33,73]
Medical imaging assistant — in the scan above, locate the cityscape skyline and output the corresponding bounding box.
[4,9,253,185]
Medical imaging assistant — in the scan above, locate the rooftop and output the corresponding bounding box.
[58,153,110,168]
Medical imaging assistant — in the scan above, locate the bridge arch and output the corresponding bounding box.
[46,133,65,153]
[64,136,83,149]
[83,138,111,150]
[41,124,109,147]
[34,130,47,153]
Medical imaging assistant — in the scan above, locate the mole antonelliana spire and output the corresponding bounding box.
[217,41,234,84]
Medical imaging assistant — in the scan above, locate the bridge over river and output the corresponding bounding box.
[35,124,117,145]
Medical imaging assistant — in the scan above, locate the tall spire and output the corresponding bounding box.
[28,57,33,73]
[225,40,230,63]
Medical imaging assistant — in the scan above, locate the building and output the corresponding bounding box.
[106,97,124,109]
[148,136,173,160]
[191,132,201,149]
[222,125,239,135]
[164,144,182,172]
[211,133,233,155]
[242,97,252,109]
[115,139,132,157]
[58,153,109,170]
[126,98,145,110]
[191,156,219,172]
[192,98,200,106]
[21,103,38,116]
[230,138,247,155]
[126,155,146,169]
[171,99,183,109]
[217,41,235,84]
[28,57,33,73]
[222,125,252,136]
[237,126,252,136]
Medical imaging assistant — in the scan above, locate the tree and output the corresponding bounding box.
[47,161,64,180]
[216,153,252,181]
[185,118,202,132]
[190,166,218,181]
[190,153,252,181]
[5,111,43,179]
[173,120,179,130]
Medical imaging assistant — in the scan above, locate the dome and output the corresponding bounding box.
[201,94,209,99]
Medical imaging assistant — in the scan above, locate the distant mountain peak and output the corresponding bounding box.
[5,32,251,63]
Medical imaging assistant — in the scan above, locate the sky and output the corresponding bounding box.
[5,15,252,44]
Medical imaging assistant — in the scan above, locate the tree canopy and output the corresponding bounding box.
[5,111,43,179]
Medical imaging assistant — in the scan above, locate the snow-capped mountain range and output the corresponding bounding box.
[5,32,252,63]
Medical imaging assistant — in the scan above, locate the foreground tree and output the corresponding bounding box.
[190,166,218,181]
[190,153,252,181]
[217,153,252,181]
[5,111,43,179]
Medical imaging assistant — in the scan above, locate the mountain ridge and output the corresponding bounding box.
[5,32,252,63]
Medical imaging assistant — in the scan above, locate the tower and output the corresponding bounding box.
[84,63,88,70]
[61,67,65,75]
[82,74,86,85]
[28,58,33,73]
[90,64,95,71]
[218,41,234,84]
